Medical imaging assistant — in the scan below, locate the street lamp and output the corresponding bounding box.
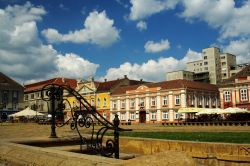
[32,103,38,122]
[0,103,3,121]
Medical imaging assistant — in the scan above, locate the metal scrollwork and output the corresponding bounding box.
[41,83,131,159]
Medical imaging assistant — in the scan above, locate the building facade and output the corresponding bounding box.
[24,78,77,115]
[110,80,219,124]
[185,47,238,85]
[0,72,24,119]
[65,75,146,121]
[219,64,250,110]
[166,70,194,81]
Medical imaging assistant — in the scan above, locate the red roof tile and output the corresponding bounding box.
[96,79,122,92]
[112,79,218,95]
[24,78,77,93]
[96,78,148,92]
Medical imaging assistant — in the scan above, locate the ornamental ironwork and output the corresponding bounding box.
[41,83,131,159]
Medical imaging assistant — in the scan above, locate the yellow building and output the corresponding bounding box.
[65,75,147,121]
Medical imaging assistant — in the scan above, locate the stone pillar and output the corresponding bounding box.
[157,92,161,109]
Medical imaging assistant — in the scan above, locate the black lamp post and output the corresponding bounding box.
[49,86,57,138]
[32,103,38,121]
[0,103,3,120]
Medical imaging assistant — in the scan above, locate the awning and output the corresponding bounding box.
[178,108,204,113]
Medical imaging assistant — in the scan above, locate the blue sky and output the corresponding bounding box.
[0,0,250,84]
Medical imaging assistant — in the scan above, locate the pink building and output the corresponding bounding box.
[219,64,250,110]
[110,80,219,124]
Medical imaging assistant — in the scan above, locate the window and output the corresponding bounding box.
[121,113,126,120]
[200,63,202,66]
[240,89,248,101]
[205,67,208,70]
[174,111,179,119]
[189,95,195,106]
[204,56,207,60]
[162,96,167,106]
[221,62,226,66]
[198,96,203,106]
[212,97,216,106]
[221,56,225,59]
[2,91,8,105]
[151,112,156,120]
[121,100,125,109]
[97,98,100,107]
[162,112,168,120]
[151,97,156,107]
[140,98,145,107]
[130,112,135,120]
[30,93,34,99]
[103,98,107,107]
[25,94,28,101]
[113,100,117,109]
[204,61,208,65]
[12,102,18,110]
[175,95,180,105]
[130,99,135,108]
[205,96,209,106]
[224,91,231,102]
[13,91,18,99]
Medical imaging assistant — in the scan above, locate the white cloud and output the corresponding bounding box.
[144,39,170,53]
[129,0,250,40]
[54,53,99,78]
[136,21,147,31]
[100,49,201,82]
[0,2,99,83]
[42,11,120,47]
[223,39,250,64]
[129,0,179,20]
[180,0,250,40]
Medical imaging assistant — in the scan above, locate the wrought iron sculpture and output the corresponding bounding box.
[41,83,130,159]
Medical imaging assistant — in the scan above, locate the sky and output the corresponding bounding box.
[0,0,250,84]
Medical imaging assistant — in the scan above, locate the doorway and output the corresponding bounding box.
[139,111,146,123]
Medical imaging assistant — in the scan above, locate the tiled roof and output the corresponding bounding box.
[0,72,23,90]
[96,79,122,92]
[222,63,250,84]
[112,79,218,95]
[96,78,148,92]
[24,78,77,93]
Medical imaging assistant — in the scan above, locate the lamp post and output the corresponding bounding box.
[32,103,38,122]
[49,86,57,138]
[0,103,3,121]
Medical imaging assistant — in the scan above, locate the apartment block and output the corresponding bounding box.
[220,53,236,80]
[187,47,222,84]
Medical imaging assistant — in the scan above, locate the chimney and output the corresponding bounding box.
[104,78,107,82]
[124,75,127,79]
[140,79,143,82]
[62,77,65,83]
